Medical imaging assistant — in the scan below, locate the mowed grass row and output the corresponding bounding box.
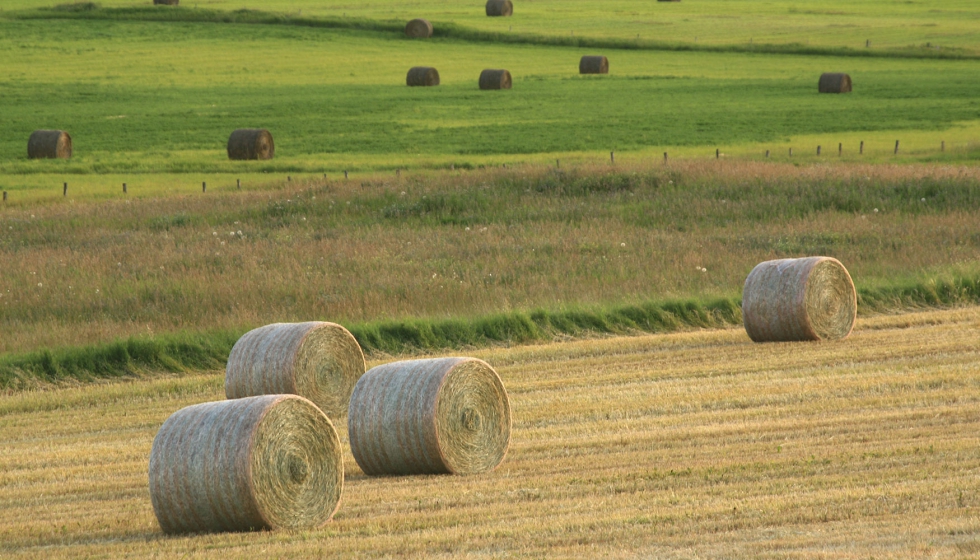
[1,307,978,557]
[7,0,980,54]
[0,17,978,175]
[1,161,978,357]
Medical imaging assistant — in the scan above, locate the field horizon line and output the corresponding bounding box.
[7,3,978,62]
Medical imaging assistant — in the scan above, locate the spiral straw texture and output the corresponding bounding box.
[348,357,511,476]
[227,128,275,160]
[405,18,434,38]
[225,322,366,419]
[148,395,343,534]
[742,257,857,342]
[485,0,513,16]
[579,55,609,74]
[27,130,72,159]
[479,69,512,90]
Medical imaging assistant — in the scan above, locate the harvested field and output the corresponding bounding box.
[1,306,978,557]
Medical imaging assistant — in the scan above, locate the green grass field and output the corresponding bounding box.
[0,2,978,185]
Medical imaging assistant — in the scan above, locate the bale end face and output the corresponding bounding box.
[818,73,852,93]
[486,0,513,16]
[407,66,440,87]
[579,56,609,75]
[479,69,512,90]
[27,130,72,159]
[227,129,274,160]
[742,256,857,342]
[405,18,434,38]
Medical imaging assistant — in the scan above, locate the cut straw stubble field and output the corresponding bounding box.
[1,306,978,557]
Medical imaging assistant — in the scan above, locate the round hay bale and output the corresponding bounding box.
[485,0,513,17]
[227,129,274,160]
[148,395,343,534]
[153,0,179,5]
[742,257,857,342]
[479,69,512,90]
[407,66,440,87]
[405,18,433,38]
[27,130,72,159]
[818,73,852,94]
[579,55,609,75]
[348,357,511,476]
[226,322,366,419]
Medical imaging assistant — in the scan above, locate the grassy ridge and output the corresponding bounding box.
[10,4,978,60]
[3,273,978,388]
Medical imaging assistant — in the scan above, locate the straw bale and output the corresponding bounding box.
[742,257,856,342]
[405,18,434,38]
[348,357,511,476]
[479,69,512,90]
[227,128,275,160]
[153,0,179,5]
[27,130,72,159]
[485,0,513,16]
[226,322,365,419]
[148,395,343,534]
[579,55,609,74]
[407,66,440,87]
[819,73,852,93]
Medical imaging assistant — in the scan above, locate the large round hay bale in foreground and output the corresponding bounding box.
[818,72,852,93]
[742,257,857,342]
[148,395,343,534]
[226,322,366,419]
[27,130,72,159]
[579,55,609,74]
[485,0,513,16]
[407,66,440,87]
[479,69,512,90]
[349,357,511,476]
[227,128,274,160]
[405,18,433,38]
[153,0,179,5]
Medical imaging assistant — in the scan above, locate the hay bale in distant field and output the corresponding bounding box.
[153,0,179,5]
[407,66,440,87]
[485,0,513,16]
[405,18,434,38]
[818,73,852,93]
[27,130,72,159]
[742,257,856,342]
[227,129,274,160]
[479,69,512,90]
[579,55,609,74]
[348,357,511,476]
[148,395,343,534]
[226,322,366,419]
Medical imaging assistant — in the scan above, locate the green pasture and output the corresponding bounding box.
[0,14,977,185]
[4,0,979,54]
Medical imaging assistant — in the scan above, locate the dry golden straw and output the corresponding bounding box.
[479,69,512,90]
[226,322,366,419]
[405,18,434,38]
[27,130,72,159]
[485,0,513,17]
[742,257,857,342]
[819,73,852,94]
[227,129,275,160]
[348,357,511,476]
[406,67,440,87]
[148,395,344,534]
[579,55,609,74]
